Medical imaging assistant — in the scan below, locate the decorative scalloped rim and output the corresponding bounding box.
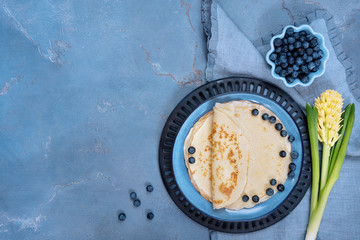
[265,24,329,88]
[159,77,311,233]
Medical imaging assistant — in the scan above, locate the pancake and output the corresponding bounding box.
[183,100,292,210]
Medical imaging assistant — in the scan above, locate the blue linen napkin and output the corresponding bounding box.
[202,1,360,239]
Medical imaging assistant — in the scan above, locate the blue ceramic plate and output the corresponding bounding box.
[172,93,302,221]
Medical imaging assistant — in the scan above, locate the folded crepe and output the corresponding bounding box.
[184,100,291,210]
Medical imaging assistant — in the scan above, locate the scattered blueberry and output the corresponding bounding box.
[301,75,310,83]
[288,171,295,178]
[188,157,195,164]
[286,76,295,84]
[283,38,288,45]
[280,130,288,137]
[266,188,274,196]
[269,116,276,123]
[289,163,296,171]
[281,62,288,68]
[308,62,316,71]
[297,48,305,56]
[242,195,249,202]
[288,135,295,142]
[313,45,321,51]
[312,66,319,72]
[288,57,295,65]
[251,109,259,116]
[270,179,277,186]
[118,212,126,221]
[299,30,307,36]
[287,66,294,74]
[280,55,287,63]
[288,37,295,44]
[282,45,289,53]
[275,123,283,131]
[315,59,321,66]
[279,150,287,158]
[310,38,318,47]
[133,199,141,207]
[292,71,299,78]
[274,38,282,47]
[294,32,300,39]
[275,47,281,53]
[312,51,319,59]
[252,195,260,203]
[293,64,299,71]
[280,69,287,77]
[275,58,281,65]
[295,57,304,65]
[291,151,299,159]
[287,52,292,57]
[293,52,298,57]
[146,185,154,192]
[286,27,294,35]
[147,212,154,220]
[130,192,137,200]
[302,53,308,60]
[262,113,269,120]
[294,41,302,48]
[275,66,282,74]
[288,44,294,51]
[299,35,306,42]
[318,50,324,58]
[306,33,314,41]
[301,65,309,74]
[188,146,196,154]
[277,184,285,192]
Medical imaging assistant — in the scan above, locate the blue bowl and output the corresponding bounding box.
[265,25,329,87]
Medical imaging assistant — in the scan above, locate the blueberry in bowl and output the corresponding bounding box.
[266,25,329,87]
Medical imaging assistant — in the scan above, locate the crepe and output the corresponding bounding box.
[183,100,292,210]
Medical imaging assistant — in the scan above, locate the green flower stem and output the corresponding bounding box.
[320,143,330,191]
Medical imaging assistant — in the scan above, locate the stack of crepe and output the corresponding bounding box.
[183,101,291,210]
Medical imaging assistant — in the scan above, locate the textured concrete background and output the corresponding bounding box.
[0,0,358,239]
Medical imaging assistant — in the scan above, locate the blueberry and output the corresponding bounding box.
[130,192,137,200]
[306,48,313,55]
[279,150,287,158]
[297,48,305,56]
[299,30,306,36]
[291,151,299,159]
[242,195,249,202]
[306,33,314,41]
[283,38,288,45]
[288,171,295,178]
[301,65,309,74]
[188,157,195,164]
[274,38,282,47]
[275,66,282,74]
[275,123,283,131]
[280,130,288,137]
[252,195,260,203]
[305,56,313,63]
[288,37,295,44]
[269,116,276,123]
[147,212,154,220]
[289,162,296,171]
[282,45,289,53]
[293,64,299,71]
[308,62,316,70]
[310,38,318,47]
[299,36,306,42]
[281,62,288,68]
[277,184,285,192]
[293,52,298,57]
[301,75,310,83]
[312,66,319,72]
[280,70,287,77]
[275,47,281,53]
[146,185,154,192]
[188,146,196,154]
[280,55,287,63]
[287,66,294,74]
[318,50,324,58]
[266,188,274,196]
[294,32,300,39]
[262,113,269,120]
[133,199,141,207]
[295,57,304,65]
[270,179,277,186]
[294,41,302,48]
[275,58,281,65]
[288,135,295,142]
[302,41,310,49]
[315,59,321,66]
[313,51,320,59]
[292,71,299,78]
[286,27,294,35]
[288,44,294,51]
[118,212,126,221]
[252,109,259,116]
[313,45,320,51]
[286,76,295,84]
[288,57,295,65]
[269,53,277,62]
[302,53,308,60]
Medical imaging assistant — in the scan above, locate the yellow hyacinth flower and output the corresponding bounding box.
[315,90,343,147]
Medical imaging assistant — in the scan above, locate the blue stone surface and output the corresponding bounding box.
[0,0,359,239]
